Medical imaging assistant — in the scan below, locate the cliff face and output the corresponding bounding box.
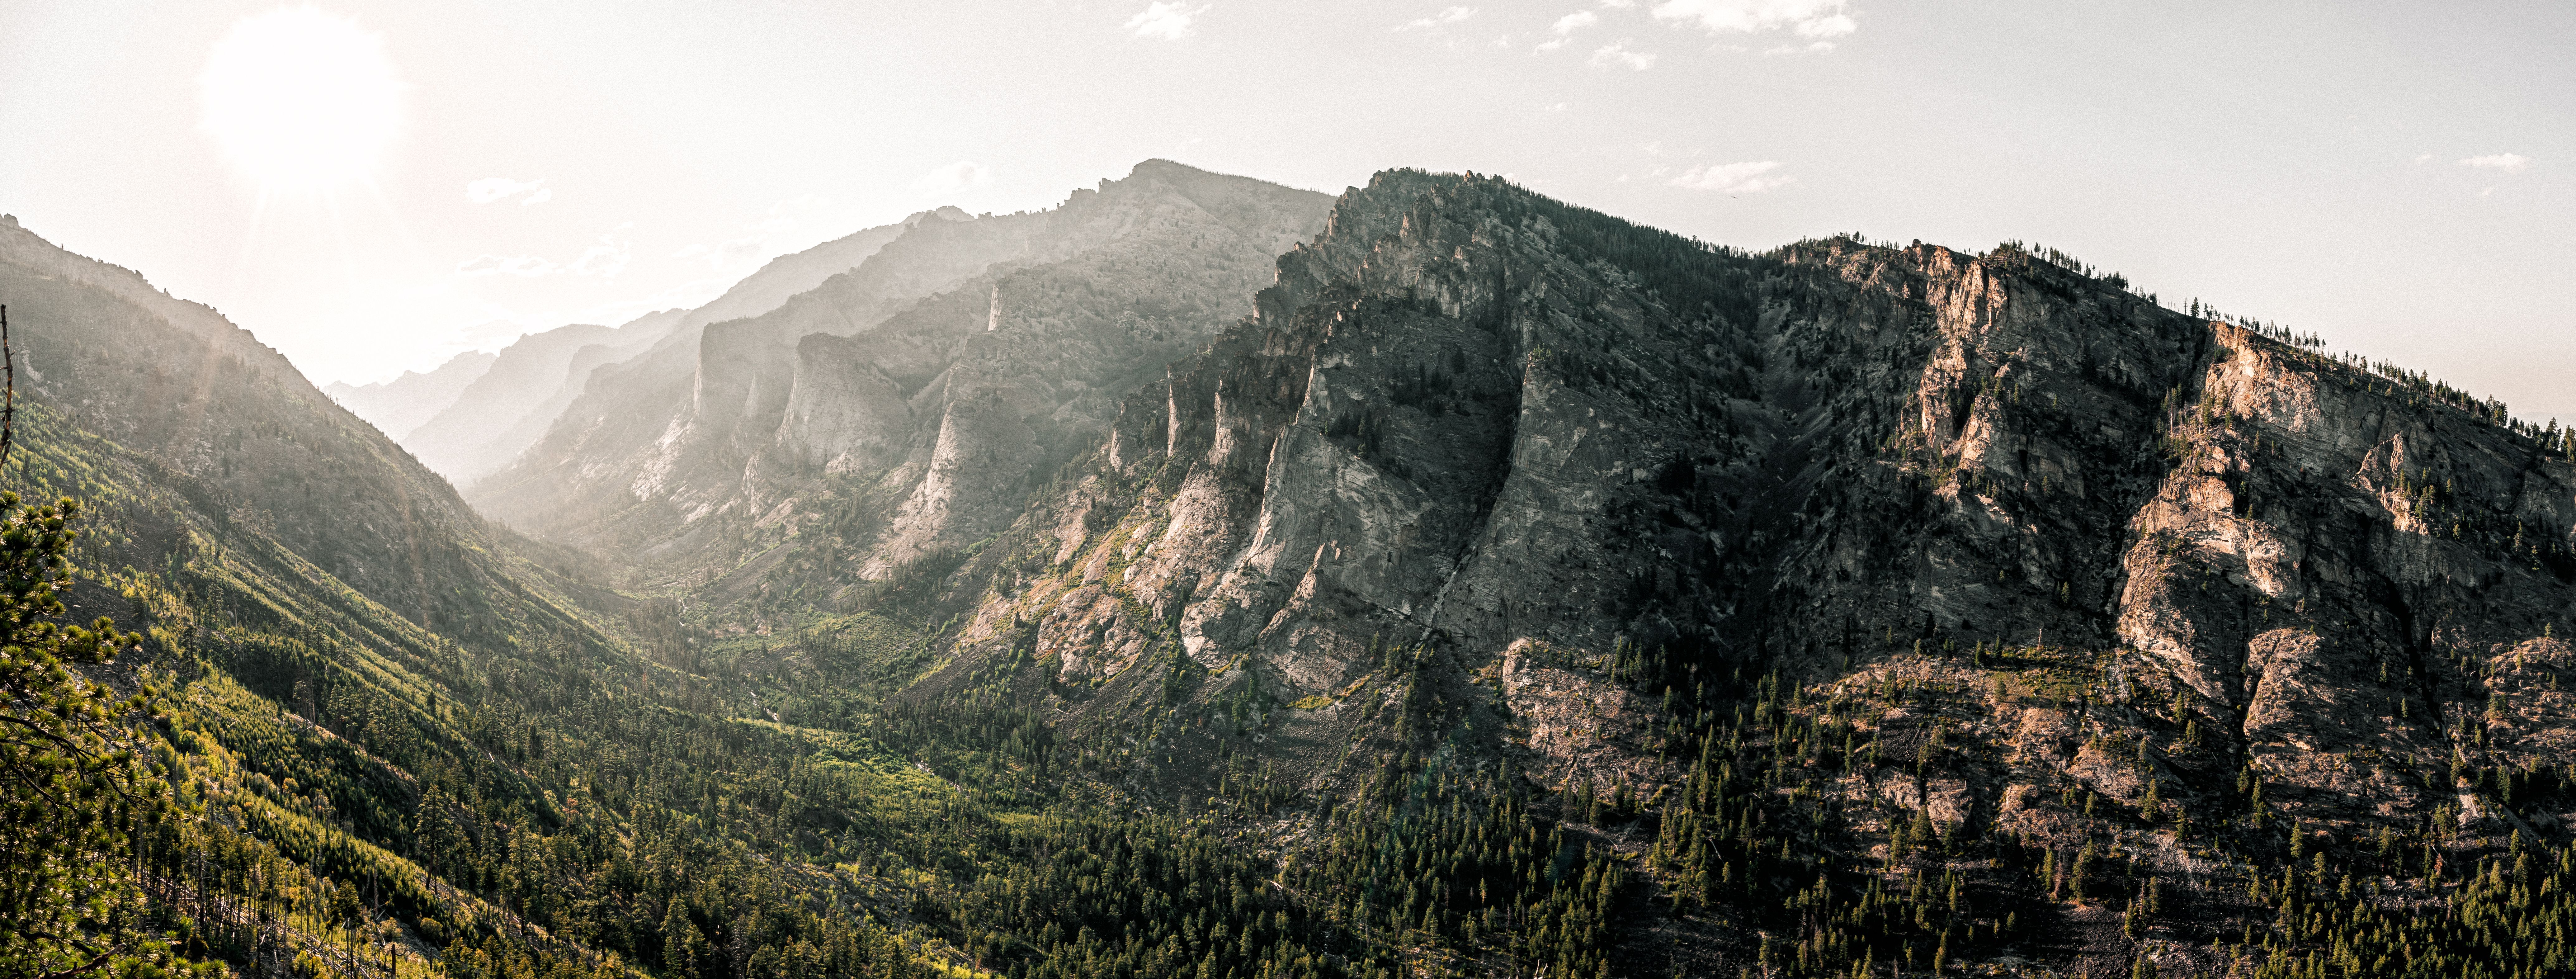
[2113,318,2576,830]
[899,173,2576,970]
[470,160,1336,589]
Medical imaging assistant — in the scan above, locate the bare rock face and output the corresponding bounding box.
[393,214,932,491]
[868,176,2576,979]
[1497,640,1668,797]
[907,170,2576,871]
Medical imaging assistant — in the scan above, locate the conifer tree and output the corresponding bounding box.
[0,492,195,977]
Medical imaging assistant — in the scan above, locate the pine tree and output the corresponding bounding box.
[0,492,198,977]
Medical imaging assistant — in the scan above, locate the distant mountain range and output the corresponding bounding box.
[324,348,497,440]
[326,206,966,485]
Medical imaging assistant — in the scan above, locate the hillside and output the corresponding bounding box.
[0,215,977,978]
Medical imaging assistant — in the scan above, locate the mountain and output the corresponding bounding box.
[324,348,497,439]
[470,160,1336,592]
[680,205,970,330]
[719,171,2576,977]
[393,210,940,488]
[402,320,656,485]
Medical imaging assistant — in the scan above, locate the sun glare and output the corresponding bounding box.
[199,7,402,192]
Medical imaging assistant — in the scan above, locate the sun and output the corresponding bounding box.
[199,6,402,192]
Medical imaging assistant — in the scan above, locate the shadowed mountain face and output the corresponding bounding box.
[861,171,2576,975]
[468,160,1336,589]
[402,321,649,485]
[0,214,592,637]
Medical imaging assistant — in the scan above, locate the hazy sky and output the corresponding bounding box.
[3,2,2569,412]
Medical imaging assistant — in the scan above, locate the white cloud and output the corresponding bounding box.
[1763,40,1835,54]
[1125,2,1208,40]
[1599,0,1637,7]
[910,161,994,195]
[1399,6,1478,30]
[1653,0,1857,39]
[1588,40,1656,70]
[1552,11,1600,33]
[466,177,550,205]
[1795,13,1856,37]
[566,230,632,278]
[1669,160,1794,193]
[2459,153,2532,173]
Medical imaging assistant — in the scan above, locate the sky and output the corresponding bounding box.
[1,1,2569,413]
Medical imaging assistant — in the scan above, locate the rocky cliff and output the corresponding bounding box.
[873,171,2576,975]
